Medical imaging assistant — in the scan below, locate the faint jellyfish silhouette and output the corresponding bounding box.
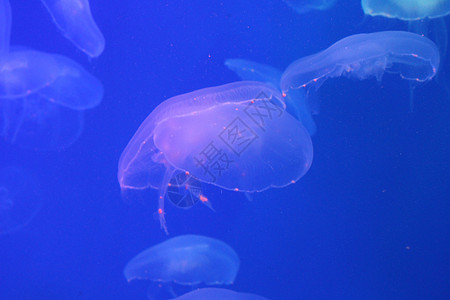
[40,0,105,57]
[284,0,337,14]
[118,81,313,233]
[124,235,240,298]
[0,1,103,150]
[0,49,103,150]
[0,49,104,110]
[280,31,440,110]
[172,288,270,300]
[0,92,84,150]
[361,0,450,20]
[225,58,317,135]
[0,166,42,234]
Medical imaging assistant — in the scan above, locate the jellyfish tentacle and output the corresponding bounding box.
[158,166,176,235]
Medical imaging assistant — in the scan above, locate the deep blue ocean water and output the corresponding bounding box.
[0,1,449,299]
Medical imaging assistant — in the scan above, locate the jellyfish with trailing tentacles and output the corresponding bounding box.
[40,0,105,57]
[172,288,270,300]
[281,31,439,111]
[0,166,42,234]
[0,0,103,150]
[124,235,240,298]
[361,1,449,99]
[225,58,318,136]
[118,81,313,233]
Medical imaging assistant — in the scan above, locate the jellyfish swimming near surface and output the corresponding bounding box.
[172,288,270,300]
[118,81,313,233]
[280,31,440,110]
[225,58,318,136]
[40,0,105,58]
[0,0,103,150]
[124,235,240,298]
[284,0,337,14]
[0,166,42,234]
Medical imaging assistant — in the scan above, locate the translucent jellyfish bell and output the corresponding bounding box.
[172,288,270,300]
[124,235,240,285]
[41,0,105,57]
[281,31,440,95]
[0,0,102,150]
[0,49,104,110]
[118,81,313,233]
[284,0,337,15]
[361,0,450,20]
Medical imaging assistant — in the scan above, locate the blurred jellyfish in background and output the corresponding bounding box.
[171,288,270,300]
[0,0,103,150]
[225,58,318,136]
[40,0,105,58]
[118,81,313,233]
[281,31,440,111]
[124,235,240,298]
[361,1,449,68]
[361,0,450,20]
[284,0,337,14]
[0,166,42,234]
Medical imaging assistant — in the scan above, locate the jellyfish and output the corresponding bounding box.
[225,58,317,135]
[0,166,42,234]
[172,288,270,300]
[361,0,450,20]
[0,48,102,149]
[280,31,440,110]
[118,81,313,233]
[0,0,103,150]
[284,0,337,14]
[361,1,449,101]
[40,0,105,58]
[124,235,240,297]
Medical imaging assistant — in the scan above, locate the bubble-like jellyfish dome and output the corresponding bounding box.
[0,49,104,110]
[124,235,240,286]
[281,31,440,94]
[361,0,450,20]
[118,81,313,232]
[0,0,103,150]
[41,0,105,57]
[0,166,42,234]
[172,288,270,300]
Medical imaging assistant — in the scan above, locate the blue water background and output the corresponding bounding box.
[1,1,449,299]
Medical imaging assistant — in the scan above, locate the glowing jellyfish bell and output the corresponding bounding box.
[281,31,440,94]
[361,0,450,20]
[0,0,103,150]
[284,0,337,15]
[124,235,240,285]
[172,288,270,300]
[118,81,313,233]
[40,0,105,57]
